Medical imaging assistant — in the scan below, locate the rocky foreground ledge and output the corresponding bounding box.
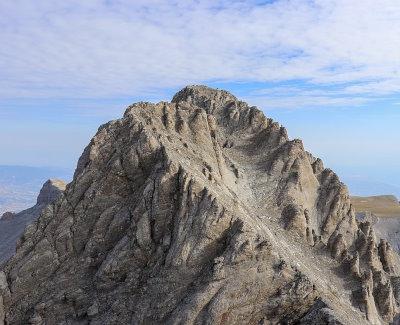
[1,86,400,324]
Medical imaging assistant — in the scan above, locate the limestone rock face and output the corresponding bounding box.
[1,86,400,324]
[36,179,66,205]
[0,179,66,264]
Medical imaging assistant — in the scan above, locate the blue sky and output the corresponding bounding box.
[1,0,399,195]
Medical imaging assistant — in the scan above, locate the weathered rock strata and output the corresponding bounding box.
[0,86,400,324]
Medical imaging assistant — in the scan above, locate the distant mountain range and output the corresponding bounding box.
[0,165,72,214]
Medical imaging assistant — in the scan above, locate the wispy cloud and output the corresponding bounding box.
[1,0,400,105]
[246,93,371,110]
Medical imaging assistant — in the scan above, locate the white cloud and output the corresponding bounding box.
[244,92,371,110]
[1,0,400,103]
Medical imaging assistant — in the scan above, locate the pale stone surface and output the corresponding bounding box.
[0,86,399,324]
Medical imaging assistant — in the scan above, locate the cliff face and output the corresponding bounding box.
[0,179,66,265]
[0,86,399,324]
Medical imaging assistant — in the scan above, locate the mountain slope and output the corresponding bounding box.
[0,86,399,324]
[0,179,66,265]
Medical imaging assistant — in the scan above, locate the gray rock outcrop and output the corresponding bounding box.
[357,211,400,255]
[0,179,66,265]
[0,86,399,324]
[36,179,66,206]
[0,212,15,221]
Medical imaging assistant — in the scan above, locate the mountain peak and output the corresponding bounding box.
[1,87,400,324]
[172,85,240,110]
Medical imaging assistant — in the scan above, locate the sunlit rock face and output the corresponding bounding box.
[1,86,400,324]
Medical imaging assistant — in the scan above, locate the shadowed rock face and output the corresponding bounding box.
[352,196,400,264]
[36,179,66,206]
[0,179,66,265]
[0,212,15,221]
[0,86,399,324]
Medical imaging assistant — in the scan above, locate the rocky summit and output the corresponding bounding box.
[1,86,400,324]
